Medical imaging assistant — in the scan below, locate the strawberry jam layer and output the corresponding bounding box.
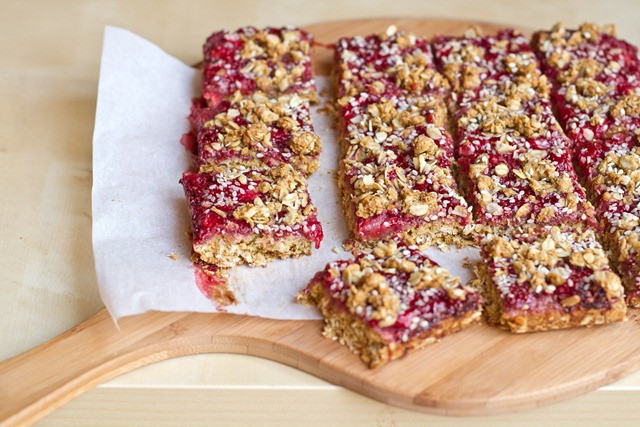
[481,226,624,315]
[202,27,316,105]
[309,242,481,344]
[192,255,237,307]
[335,28,449,101]
[180,165,323,248]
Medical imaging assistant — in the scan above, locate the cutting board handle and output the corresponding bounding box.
[0,309,262,426]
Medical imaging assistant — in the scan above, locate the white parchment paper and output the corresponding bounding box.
[92,27,480,322]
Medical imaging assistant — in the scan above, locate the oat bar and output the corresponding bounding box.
[337,92,473,245]
[335,26,449,105]
[455,127,595,233]
[297,240,482,368]
[476,226,626,333]
[189,91,321,177]
[202,27,317,105]
[180,163,323,268]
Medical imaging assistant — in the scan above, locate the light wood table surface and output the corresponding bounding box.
[2,0,640,425]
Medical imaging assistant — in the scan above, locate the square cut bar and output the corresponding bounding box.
[433,28,544,98]
[297,240,482,368]
[533,23,640,148]
[337,92,473,246]
[454,118,595,232]
[456,143,595,232]
[476,226,626,333]
[334,26,450,104]
[188,91,321,177]
[180,163,323,268]
[202,26,317,105]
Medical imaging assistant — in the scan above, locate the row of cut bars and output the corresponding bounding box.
[432,27,627,331]
[295,28,485,368]
[533,22,640,306]
[333,27,473,247]
[181,27,324,270]
[433,29,595,234]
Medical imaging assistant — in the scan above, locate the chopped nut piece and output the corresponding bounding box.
[494,163,509,176]
[561,295,581,307]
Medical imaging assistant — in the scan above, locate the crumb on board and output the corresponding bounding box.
[342,240,355,252]
[168,253,179,261]
[332,246,340,254]
[437,242,452,252]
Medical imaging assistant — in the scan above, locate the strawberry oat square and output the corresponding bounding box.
[180,163,323,268]
[337,92,473,245]
[476,226,626,333]
[188,91,321,177]
[202,26,317,105]
[298,240,482,368]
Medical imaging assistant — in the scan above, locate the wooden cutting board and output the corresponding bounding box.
[2,17,640,426]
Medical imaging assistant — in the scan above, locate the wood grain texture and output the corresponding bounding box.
[2,17,640,426]
[2,308,640,425]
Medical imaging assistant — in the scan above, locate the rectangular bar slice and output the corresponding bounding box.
[335,26,450,105]
[188,91,321,177]
[180,163,323,268]
[337,92,473,246]
[433,28,540,101]
[297,240,482,368]
[476,226,626,333]
[202,26,317,105]
[455,125,595,233]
